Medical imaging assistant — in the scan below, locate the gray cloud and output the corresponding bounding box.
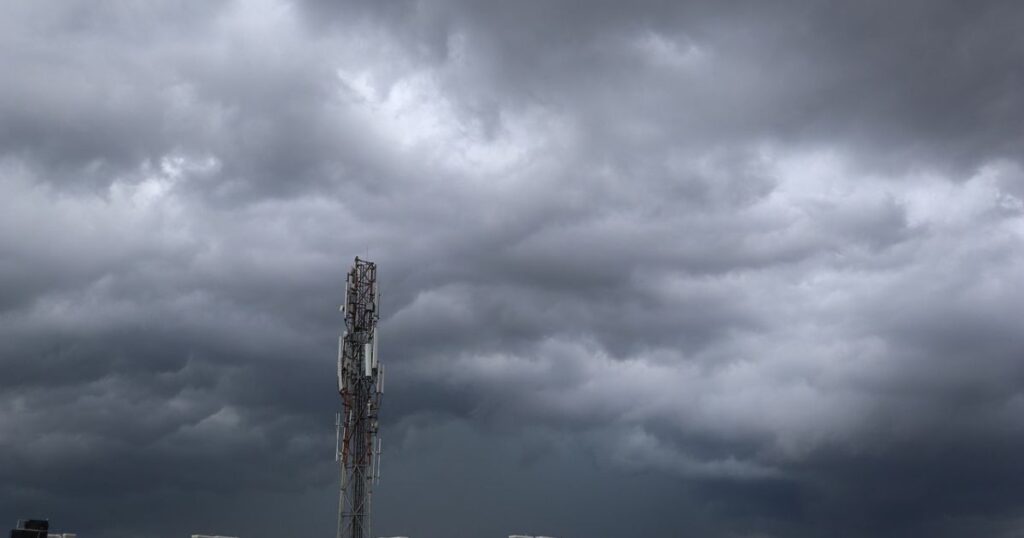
[2,1,1024,537]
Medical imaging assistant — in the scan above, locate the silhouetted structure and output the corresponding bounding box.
[335,257,384,538]
[10,519,47,538]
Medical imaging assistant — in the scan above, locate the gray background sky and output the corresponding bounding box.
[2,1,1024,537]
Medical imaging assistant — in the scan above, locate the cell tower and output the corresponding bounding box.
[336,257,383,538]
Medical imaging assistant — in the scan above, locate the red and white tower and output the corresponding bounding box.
[336,257,383,538]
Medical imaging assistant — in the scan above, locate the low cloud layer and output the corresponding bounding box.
[2,1,1024,537]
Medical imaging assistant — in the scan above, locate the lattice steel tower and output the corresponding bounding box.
[335,257,383,538]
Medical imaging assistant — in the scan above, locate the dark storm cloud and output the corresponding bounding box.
[2,1,1024,537]
[299,0,1024,171]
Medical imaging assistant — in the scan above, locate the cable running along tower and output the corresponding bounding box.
[336,257,383,538]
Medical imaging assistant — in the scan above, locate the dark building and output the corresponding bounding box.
[10,519,48,538]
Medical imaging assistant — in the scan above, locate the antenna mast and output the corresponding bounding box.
[336,257,383,538]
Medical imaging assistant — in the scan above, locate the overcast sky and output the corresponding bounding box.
[2,1,1024,537]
